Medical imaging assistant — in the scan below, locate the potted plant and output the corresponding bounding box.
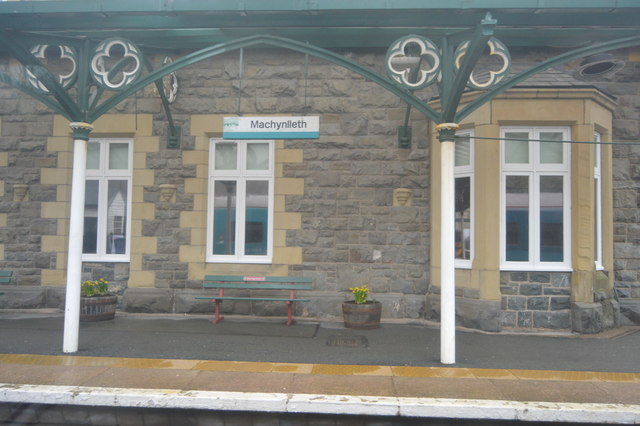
[80,278,117,322]
[342,285,382,329]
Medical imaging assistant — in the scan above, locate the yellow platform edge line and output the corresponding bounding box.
[1,353,638,383]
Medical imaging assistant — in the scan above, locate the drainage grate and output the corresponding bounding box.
[326,334,368,348]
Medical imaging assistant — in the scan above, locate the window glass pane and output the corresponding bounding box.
[215,143,237,170]
[245,181,269,255]
[247,143,270,170]
[505,175,529,261]
[455,177,471,260]
[455,136,471,167]
[539,132,564,164]
[83,180,99,254]
[108,143,129,170]
[106,180,128,254]
[213,181,237,255]
[86,142,100,170]
[540,176,563,262]
[504,132,529,164]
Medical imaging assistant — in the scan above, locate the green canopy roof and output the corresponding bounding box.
[0,0,639,50]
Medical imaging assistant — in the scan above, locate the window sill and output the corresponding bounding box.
[454,262,472,270]
[500,264,572,272]
[207,257,273,264]
[82,255,130,263]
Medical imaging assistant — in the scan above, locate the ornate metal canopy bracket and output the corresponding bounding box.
[384,12,511,146]
[0,35,180,146]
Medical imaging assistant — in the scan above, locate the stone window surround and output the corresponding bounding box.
[185,114,304,281]
[43,115,158,288]
[430,88,616,307]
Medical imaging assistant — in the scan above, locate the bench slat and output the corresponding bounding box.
[0,270,12,284]
[204,282,312,290]
[196,297,309,302]
[204,275,311,284]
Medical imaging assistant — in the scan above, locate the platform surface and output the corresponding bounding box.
[1,311,639,423]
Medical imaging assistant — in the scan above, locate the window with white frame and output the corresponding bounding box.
[207,139,274,263]
[501,127,571,270]
[455,130,473,267]
[83,139,132,261]
[594,132,603,269]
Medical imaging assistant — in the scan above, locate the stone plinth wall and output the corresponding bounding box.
[500,272,572,330]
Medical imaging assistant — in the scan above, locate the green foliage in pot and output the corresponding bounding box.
[81,278,110,297]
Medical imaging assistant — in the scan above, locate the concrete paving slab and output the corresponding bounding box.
[392,376,507,400]
[187,370,296,393]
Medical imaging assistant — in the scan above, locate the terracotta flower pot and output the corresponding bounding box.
[342,301,381,329]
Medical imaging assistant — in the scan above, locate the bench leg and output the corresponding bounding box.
[212,299,224,324]
[286,301,294,326]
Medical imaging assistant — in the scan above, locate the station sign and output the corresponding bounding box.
[223,116,319,139]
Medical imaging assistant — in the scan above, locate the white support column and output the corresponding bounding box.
[436,122,459,365]
[63,122,93,353]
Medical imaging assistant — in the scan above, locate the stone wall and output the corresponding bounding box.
[0,46,638,330]
[0,49,431,320]
[596,52,640,325]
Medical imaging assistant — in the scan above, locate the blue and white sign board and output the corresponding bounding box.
[223,116,319,139]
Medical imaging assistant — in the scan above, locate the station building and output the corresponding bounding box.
[0,2,638,335]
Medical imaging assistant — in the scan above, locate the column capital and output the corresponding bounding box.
[435,122,459,143]
[69,122,94,141]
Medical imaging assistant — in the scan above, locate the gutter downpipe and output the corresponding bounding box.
[62,122,93,353]
[436,122,459,365]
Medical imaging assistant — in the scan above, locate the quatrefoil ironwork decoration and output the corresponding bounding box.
[25,44,78,93]
[385,35,441,90]
[90,38,143,91]
[454,37,511,90]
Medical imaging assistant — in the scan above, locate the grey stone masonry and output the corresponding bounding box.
[500,271,571,330]
[601,54,640,317]
[0,46,638,331]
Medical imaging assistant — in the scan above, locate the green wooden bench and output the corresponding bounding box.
[0,270,11,284]
[0,270,12,295]
[197,275,312,326]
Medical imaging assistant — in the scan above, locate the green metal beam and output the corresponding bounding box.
[20,27,640,49]
[143,56,180,149]
[76,38,91,120]
[0,71,71,120]
[441,14,495,121]
[0,0,637,14]
[5,13,640,33]
[89,34,441,123]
